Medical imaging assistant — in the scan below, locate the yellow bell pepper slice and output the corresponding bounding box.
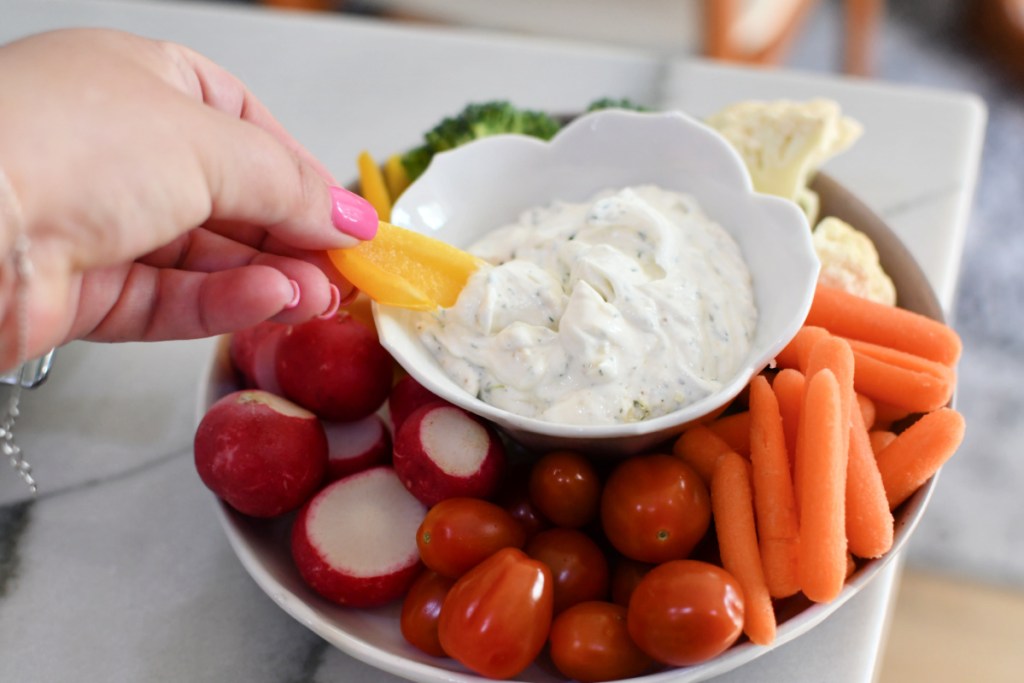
[383,153,411,201]
[357,150,392,222]
[328,221,482,311]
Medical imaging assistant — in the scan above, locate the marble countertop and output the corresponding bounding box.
[0,0,995,681]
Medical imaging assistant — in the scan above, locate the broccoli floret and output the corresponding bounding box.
[401,101,562,181]
[423,115,474,153]
[457,101,561,141]
[586,97,650,113]
[399,144,434,184]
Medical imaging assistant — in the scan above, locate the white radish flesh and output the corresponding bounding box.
[393,404,506,506]
[420,408,490,476]
[323,414,391,481]
[291,466,426,607]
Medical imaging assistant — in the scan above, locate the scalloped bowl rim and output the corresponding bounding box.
[377,110,819,450]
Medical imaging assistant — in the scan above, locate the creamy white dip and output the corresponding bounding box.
[414,185,758,425]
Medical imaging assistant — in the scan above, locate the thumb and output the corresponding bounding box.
[162,39,379,250]
[192,112,378,250]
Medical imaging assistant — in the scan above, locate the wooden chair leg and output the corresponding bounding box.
[749,0,820,65]
[262,0,339,11]
[705,0,741,60]
[702,0,884,75]
[844,0,885,76]
[703,0,820,65]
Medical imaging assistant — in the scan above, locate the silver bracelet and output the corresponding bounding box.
[1,166,37,493]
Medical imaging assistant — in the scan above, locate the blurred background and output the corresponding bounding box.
[8,0,1024,680]
[239,1,1024,680]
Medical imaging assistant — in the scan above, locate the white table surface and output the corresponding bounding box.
[0,1,986,681]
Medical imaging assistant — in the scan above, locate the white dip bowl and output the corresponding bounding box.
[379,110,819,456]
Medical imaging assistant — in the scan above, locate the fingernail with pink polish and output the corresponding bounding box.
[318,284,341,320]
[330,186,378,240]
[339,285,360,308]
[285,280,301,309]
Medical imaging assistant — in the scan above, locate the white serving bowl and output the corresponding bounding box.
[379,109,819,456]
[197,169,948,683]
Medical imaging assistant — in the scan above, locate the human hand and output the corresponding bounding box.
[0,28,378,372]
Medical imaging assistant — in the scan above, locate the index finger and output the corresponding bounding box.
[163,41,337,185]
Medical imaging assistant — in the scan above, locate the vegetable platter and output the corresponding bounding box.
[194,147,960,681]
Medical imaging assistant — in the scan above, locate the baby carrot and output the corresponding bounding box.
[806,336,856,428]
[772,369,806,469]
[804,283,962,366]
[711,452,777,645]
[846,552,857,580]
[857,393,876,430]
[357,150,392,222]
[871,401,911,431]
[804,335,856,510]
[748,376,800,599]
[845,406,894,559]
[848,342,955,414]
[797,369,848,603]
[708,411,751,456]
[869,430,897,455]
[774,326,830,371]
[876,408,966,509]
[672,425,737,485]
[846,338,958,380]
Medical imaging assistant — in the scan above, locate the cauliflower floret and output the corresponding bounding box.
[796,186,821,227]
[813,217,896,306]
[705,99,862,217]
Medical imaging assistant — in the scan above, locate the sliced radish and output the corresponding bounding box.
[393,404,506,506]
[322,414,392,482]
[291,466,427,608]
[388,374,451,432]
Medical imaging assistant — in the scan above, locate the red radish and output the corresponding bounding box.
[194,390,327,517]
[228,321,287,388]
[322,414,392,482]
[291,466,427,607]
[388,374,451,431]
[249,323,287,395]
[276,313,394,422]
[393,404,506,506]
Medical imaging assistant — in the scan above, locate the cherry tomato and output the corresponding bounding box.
[496,463,551,541]
[438,547,554,679]
[600,454,711,563]
[399,570,455,657]
[528,451,601,528]
[417,497,526,578]
[609,556,653,608]
[525,528,609,614]
[549,601,655,682]
[627,560,745,667]
[502,490,550,542]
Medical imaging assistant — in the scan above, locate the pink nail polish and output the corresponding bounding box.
[285,280,301,309]
[317,284,341,320]
[330,186,378,240]
[338,285,360,308]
